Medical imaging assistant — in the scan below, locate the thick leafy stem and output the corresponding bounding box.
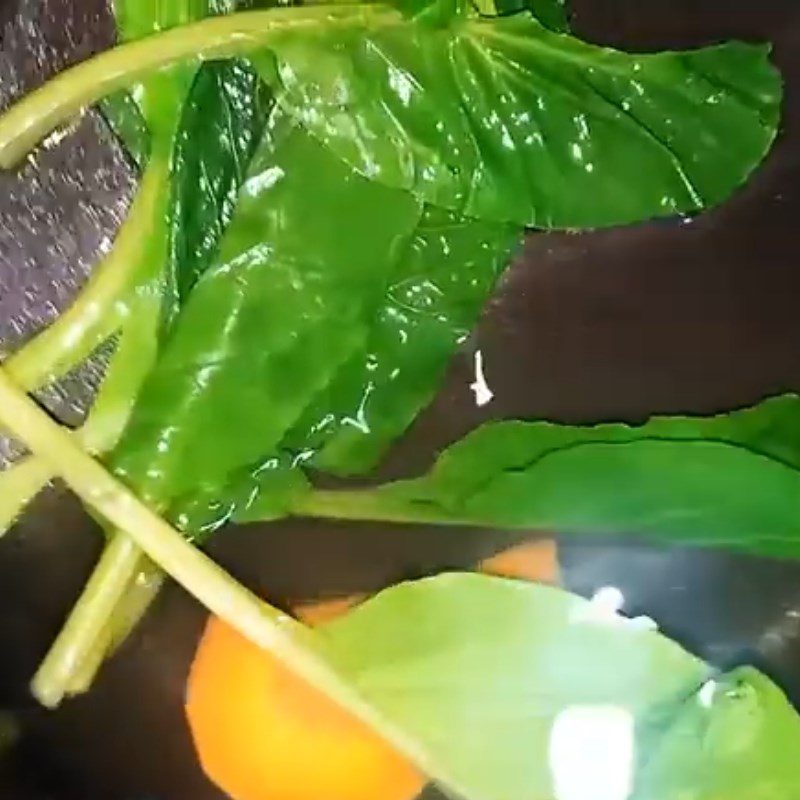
[24,0,259,700]
[0,365,470,798]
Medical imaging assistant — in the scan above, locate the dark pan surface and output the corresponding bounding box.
[1,1,800,797]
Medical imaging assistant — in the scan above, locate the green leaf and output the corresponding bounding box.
[320,574,800,800]
[295,394,800,560]
[114,0,232,42]
[636,666,800,799]
[176,460,310,535]
[110,112,420,506]
[263,11,780,227]
[165,59,273,323]
[388,0,568,29]
[281,206,520,475]
[98,91,150,170]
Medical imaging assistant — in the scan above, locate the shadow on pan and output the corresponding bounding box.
[1,0,800,797]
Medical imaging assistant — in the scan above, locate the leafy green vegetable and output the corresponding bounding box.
[5,341,800,799]
[264,10,780,227]
[98,91,150,169]
[165,58,273,324]
[636,666,800,799]
[111,113,420,505]
[177,459,310,534]
[116,0,228,41]
[0,0,789,728]
[157,206,520,530]
[282,206,520,475]
[290,394,800,560]
[320,574,800,800]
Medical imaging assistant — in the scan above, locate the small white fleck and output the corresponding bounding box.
[388,65,415,107]
[470,349,494,407]
[574,586,658,632]
[42,123,77,150]
[243,166,285,196]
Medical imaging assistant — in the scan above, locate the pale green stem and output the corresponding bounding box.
[65,620,114,696]
[62,480,457,698]
[64,552,163,697]
[0,5,397,168]
[105,559,164,653]
[22,84,170,700]
[76,281,162,454]
[0,366,463,798]
[32,532,145,706]
[292,487,464,526]
[32,158,165,694]
[5,166,163,696]
[28,263,163,700]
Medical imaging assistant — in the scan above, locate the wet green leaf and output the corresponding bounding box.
[165,59,273,323]
[176,460,310,536]
[636,667,800,799]
[98,91,150,170]
[320,574,800,800]
[115,0,233,42]
[110,112,420,505]
[296,395,800,560]
[282,206,520,475]
[263,11,780,227]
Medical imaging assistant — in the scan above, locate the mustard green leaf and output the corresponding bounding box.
[263,11,780,227]
[320,575,800,800]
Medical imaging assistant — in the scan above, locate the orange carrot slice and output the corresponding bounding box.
[186,537,558,800]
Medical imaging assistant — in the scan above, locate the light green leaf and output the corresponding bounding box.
[635,667,800,799]
[320,575,800,800]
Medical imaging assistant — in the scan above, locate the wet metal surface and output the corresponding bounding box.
[1,0,800,798]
